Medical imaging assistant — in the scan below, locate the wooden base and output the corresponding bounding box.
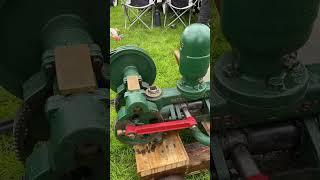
[134,127,210,179]
[134,132,189,179]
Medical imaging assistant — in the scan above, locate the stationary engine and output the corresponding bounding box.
[0,1,108,179]
[111,24,210,146]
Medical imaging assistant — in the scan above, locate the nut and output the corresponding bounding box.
[127,133,136,139]
[146,85,162,98]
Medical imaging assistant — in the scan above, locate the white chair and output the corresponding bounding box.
[164,0,198,28]
[122,0,156,30]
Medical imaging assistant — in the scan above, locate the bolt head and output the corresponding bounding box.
[127,133,136,139]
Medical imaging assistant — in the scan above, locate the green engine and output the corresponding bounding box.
[111,24,210,146]
[0,1,108,180]
[211,0,320,179]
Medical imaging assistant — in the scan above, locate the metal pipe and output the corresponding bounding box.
[221,124,299,153]
[231,145,261,178]
[191,126,210,146]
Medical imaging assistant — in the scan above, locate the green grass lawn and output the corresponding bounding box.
[110,5,211,180]
[0,88,23,180]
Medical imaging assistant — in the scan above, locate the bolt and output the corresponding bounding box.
[146,86,162,98]
[133,106,142,114]
[127,133,136,139]
[150,86,157,91]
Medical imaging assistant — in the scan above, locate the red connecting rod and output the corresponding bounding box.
[125,116,197,136]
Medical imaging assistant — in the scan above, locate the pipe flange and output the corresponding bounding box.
[145,85,162,98]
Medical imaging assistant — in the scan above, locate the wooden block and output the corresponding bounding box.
[134,131,189,179]
[54,44,96,95]
[127,76,140,91]
[185,142,210,175]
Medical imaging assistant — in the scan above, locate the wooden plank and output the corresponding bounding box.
[134,131,189,180]
[134,123,211,179]
[185,142,210,175]
[54,44,96,95]
[186,121,210,175]
[127,76,140,91]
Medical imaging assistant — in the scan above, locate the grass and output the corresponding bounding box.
[110,5,210,180]
[0,88,23,180]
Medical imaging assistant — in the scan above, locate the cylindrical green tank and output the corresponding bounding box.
[177,23,210,99]
[221,0,320,76]
[42,15,94,50]
[213,0,320,126]
[180,23,210,83]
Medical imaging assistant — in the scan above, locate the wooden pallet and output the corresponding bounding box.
[134,123,210,180]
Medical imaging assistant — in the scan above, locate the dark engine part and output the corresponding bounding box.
[0,1,109,180]
[211,0,320,179]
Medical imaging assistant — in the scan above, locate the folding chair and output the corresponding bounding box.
[122,0,155,30]
[164,0,198,28]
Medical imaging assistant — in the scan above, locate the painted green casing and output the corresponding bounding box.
[0,0,106,98]
[212,0,320,129]
[177,23,210,99]
[0,6,108,179]
[211,1,320,178]
[26,93,107,180]
[111,24,210,145]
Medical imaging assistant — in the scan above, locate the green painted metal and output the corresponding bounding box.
[110,46,156,92]
[25,15,107,180]
[26,93,107,180]
[212,0,320,129]
[211,0,320,179]
[1,3,108,179]
[115,105,160,145]
[0,0,106,98]
[112,24,210,146]
[191,126,210,146]
[177,23,210,100]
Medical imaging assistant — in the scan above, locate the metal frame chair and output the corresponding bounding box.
[122,0,155,30]
[164,0,198,28]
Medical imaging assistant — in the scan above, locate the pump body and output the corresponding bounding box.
[0,2,108,180]
[211,1,320,179]
[112,24,210,146]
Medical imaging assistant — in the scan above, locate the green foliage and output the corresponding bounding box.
[0,88,23,180]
